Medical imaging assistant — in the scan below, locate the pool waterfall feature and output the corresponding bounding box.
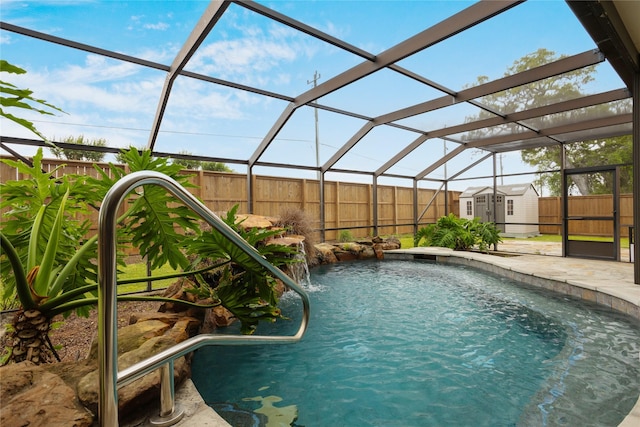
[287,240,312,288]
[192,254,640,427]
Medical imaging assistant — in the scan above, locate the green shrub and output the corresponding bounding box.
[338,230,354,243]
[414,213,501,251]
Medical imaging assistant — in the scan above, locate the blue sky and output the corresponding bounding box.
[0,0,626,191]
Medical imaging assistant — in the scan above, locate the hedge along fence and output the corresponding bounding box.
[0,156,458,243]
[539,194,633,237]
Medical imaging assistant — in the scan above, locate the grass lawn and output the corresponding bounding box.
[397,233,630,249]
[0,261,179,310]
[399,235,416,249]
[502,234,630,247]
[117,262,179,294]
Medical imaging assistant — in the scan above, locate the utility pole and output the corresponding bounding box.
[443,139,447,180]
[307,70,321,181]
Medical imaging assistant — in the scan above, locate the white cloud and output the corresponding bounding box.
[144,22,170,31]
[191,38,297,82]
[167,79,250,120]
[136,44,180,63]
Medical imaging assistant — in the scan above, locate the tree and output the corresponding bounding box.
[0,60,64,141]
[521,136,632,195]
[49,135,107,162]
[201,160,233,172]
[464,48,632,195]
[172,150,233,172]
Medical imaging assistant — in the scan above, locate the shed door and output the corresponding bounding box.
[474,194,505,232]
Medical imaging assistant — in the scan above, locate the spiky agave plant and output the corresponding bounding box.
[0,150,101,363]
[0,149,206,364]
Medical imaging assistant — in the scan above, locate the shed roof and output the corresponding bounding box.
[460,184,538,198]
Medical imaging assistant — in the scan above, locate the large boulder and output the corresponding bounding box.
[77,319,196,418]
[312,236,401,265]
[314,243,339,264]
[1,362,93,427]
[233,214,278,230]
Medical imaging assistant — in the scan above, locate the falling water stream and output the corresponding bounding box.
[286,241,312,288]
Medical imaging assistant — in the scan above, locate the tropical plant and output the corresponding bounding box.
[0,59,65,141]
[189,206,298,334]
[0,149,200,364]
[89,148,201,271]
[1,148,298,364]
[414,213,501,252]
[467,219,502,252]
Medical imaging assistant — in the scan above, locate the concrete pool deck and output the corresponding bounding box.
[165,245,640,427]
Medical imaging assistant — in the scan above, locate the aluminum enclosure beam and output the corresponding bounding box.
[374,88,629,177]
[568,1,640,90]
[466,113,633,150]
[233,0,375,61]
[376,50,605,125]
[0,22,169,71]
[147,1,230,150]
[415,145,466,179]
[333,49,606,176]
[250,0,521,168]
[634,70,640,283]
[0,22,296,104]
[414,113,632,182]
[448,152,494,181]
[298,0,521,109]
[321,122,376,173]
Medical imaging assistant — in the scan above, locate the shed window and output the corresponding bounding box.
[466,201,472,215]
[507,199,514,216]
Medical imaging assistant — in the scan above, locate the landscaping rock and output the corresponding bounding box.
[234,214,277,229]
[377,236,401,250]
[86,319,171,360]
[312,237,400,265]
[0,362,93,427]
[78,323,192,418]
[313,243,339,264]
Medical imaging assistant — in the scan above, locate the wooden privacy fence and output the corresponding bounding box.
[0,157,457,242]
[1,156,632,240]
[539,194,633,237]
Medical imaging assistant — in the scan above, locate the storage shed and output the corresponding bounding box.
[459,184,540,237]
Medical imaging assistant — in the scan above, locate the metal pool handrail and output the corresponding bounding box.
[97,170,310,427]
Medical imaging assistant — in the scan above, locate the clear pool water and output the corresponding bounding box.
[192,260,640,427]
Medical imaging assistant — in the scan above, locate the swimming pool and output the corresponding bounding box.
[192,260,640,426]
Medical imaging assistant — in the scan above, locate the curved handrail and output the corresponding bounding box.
[98,170,310,426]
